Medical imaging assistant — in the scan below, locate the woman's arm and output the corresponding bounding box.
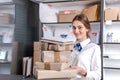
[71,45,101,80]
[86,45,101,80]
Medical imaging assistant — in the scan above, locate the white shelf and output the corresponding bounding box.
[0,60,11,64]
[105,0,120,9]
[0,24,15,28]
[31,0,69,2]
[31,0,100,4]
[103,58,120,69]
[104,0,120,79]
[0,42,18,46]
[105,0,120,4]
[103,69,120,80]
[0,0,12,2]
[46,1,99,7]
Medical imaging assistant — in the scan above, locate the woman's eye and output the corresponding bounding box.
[78,25,84,29]
[78,26,82,29]
[72,26,76,29]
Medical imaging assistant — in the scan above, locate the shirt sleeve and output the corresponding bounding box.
[85,45,101,80]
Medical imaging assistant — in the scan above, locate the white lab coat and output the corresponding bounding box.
[71,39,101,80]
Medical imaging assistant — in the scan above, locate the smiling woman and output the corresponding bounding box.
[70,14,101,80]
[72,14,91,42]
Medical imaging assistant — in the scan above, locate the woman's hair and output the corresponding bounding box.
[72,14,91,38]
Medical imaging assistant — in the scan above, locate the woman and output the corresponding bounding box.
[70,14,101,80]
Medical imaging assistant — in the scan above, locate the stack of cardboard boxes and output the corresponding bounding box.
[33,39,77,79]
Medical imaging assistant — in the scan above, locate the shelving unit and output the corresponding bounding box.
[103,0,120,80]
[30,0,103,80]
[0,0,16,74]
[0,42,18,74]
[38,0,101,43]
[0,0,34,75]
[41,22,100,43]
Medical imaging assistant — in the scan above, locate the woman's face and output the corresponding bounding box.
[72,20,89,41]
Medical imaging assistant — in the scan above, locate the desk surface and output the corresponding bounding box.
[0,74,36,80]
[0,74,70,80]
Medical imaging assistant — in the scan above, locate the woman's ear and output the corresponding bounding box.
[86,29,89,32]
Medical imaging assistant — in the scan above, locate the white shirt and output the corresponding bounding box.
[71,38,101,80]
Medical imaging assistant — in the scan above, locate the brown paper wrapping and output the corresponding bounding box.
[82,4,100,21]
[40,39,74,45]
[118,8,120,20]
[34,42,41,64]
[41,42,48,51]
[48,44,73,51]
[58,10,80,22]
[44,62,50,70]
[54,52,60,62]
[42,51,71,63]
[34,62,71,71]
[40,39,74,51]
[34,42,41,51]
[105,8,119,20]
[59,10,80,14]
[36,69,77,79]
[34,50,41,65]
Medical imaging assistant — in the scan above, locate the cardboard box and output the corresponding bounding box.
[82,4,100,21]
[105,8,119,20]
[33,66,38,77]
[41,42,48,51]
[34,50,41,65]
[36,69,77,79]
[34,42,41,51]
[34,62,71,71]
[0,13,13,24]
[48,44,73,51]
[42,51,71,63]
[119,8,120,20]
[40,39,74,45]
[40,39,74,51]
[58,10,80,22]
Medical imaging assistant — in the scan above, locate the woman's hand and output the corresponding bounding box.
[70,66,87,77]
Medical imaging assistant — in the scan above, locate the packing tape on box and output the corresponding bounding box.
[44,62,50,70]
[66,45,70,50]
[54,52,60,62]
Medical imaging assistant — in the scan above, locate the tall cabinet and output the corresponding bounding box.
[103,0,120,80]
[0,0,33,74]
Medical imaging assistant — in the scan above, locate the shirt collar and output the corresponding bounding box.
[75,38,91,48]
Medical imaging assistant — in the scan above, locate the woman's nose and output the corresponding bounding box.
[75,28,79,33]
